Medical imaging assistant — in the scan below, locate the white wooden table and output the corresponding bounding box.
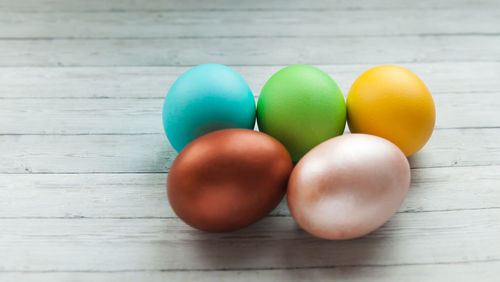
[1,1,499,281]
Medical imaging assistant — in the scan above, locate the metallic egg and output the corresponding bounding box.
[167,129,293,232]
[287,134,411,240]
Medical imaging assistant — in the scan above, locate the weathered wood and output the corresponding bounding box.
[0,0,497,12]
[1,0,498,279]
[0,134,176,174]
[0,166,498,218]
[1,261,499,282]
[1,35,499,67]
[0,92,496,134]
[1,63,498,98]
[1,9,499,39]
[0,128,497,174]
[1,209,499,271]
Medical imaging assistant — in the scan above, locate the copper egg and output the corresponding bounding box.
[287,133,411,240]
[167,129,293,232]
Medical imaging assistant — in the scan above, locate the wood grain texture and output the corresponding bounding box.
[2,261,500,282]
[1,35,500,67]
[0,166,499,219]
[0,92,497,135]
[1,63,498,98]
[1,0,499,280]
[1,209,499,272]
[0,128,498,174]
[1,0,498,12]
[1,9,499,39]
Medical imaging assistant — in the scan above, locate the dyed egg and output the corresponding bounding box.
[163,64,256,152]
[257,65,346,162]
[287,134,410,240]
[347,65,435,156]
[167,129,293,232]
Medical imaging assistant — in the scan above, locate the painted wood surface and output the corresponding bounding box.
[2,262,500,282]
[1,9,499,39]
[1,0,498,12]
[1,165,499,218]
[0,92,497,134]
[0,0,499,281]
[1,36,500,67]
[0,63,498,98]
[0,128,498,174]
[1,209,500,271]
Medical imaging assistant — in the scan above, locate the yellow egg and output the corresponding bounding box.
[346,65,436,156]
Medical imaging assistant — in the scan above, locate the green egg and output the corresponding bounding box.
[257,65,346,162]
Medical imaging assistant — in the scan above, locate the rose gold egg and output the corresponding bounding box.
[287,133,410,240]
[168,129,292,232]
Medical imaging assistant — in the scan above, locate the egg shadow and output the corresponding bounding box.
[188,211,392,279]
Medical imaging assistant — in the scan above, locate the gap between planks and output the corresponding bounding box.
[2,206,500,220]
[0,93,496,134]
[1,209,499,271]
[0,261,499,282]
[0,127,498,174]
[1,261,499,282]
[2,258,500,273]
[1,165,499,218]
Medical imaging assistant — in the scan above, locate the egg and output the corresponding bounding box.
[346,65,436,156]
[163,64,256,152]
[167,129,293,232]
[257,65,346,162]
[287,134,410,240]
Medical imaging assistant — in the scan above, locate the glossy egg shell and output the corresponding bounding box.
[167,129,293,232]
[347,65,435,156]
[257,65,346,162]
[287,134,411,240]
[163,64,256,152]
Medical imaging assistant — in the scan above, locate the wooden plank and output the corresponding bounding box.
[1,63,498,98]
[0,166,498,218]
[0,0,497,12]
[0,1,496,281]
[407,128,500,168]
[0,128,498,173]
[3,263,500,281]
[0,134,176,174]
[0,63,495,98]
[1,261,499,282]
[1,36,499,67]
[0,209,499,271]
[0,92,496,134]
[0,98,163,135]
[1,9,499,39]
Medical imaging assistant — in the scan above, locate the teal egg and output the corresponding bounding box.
[163,64,256,152]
